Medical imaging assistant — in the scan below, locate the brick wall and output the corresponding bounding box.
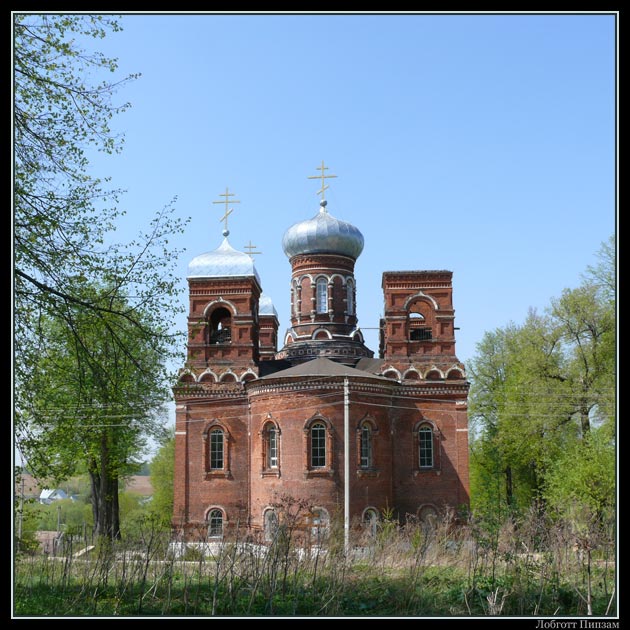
[174,264,470,538]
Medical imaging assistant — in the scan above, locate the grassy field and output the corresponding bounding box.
[13,512,616,617]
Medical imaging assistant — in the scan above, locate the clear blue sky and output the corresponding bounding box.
[83,12,615,391]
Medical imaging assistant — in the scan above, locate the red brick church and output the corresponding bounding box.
[173,172,469,541]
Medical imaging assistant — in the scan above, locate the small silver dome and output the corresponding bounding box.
[282,202,364,260]
[259,293,278,318]
[187,237,261,283]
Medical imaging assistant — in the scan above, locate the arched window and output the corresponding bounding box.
[406,299,435,330]
[363,508,379,537]
[418,425,434,468]
[207,509,223,537]
[267,425,278,469]
[316,278,328,314]
[209,307,232,344]
[409,311,432,341]
[311,422,326,468]
[346,279,355,315]
[310,507,329,540]
[209,429,224,470]
[292,284,299,317]
[263,509,278,542]
[261,422,280,474]
[418,504,438,527]
[360,423,373,469]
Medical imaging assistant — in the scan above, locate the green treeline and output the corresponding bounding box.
[468,235,615,531]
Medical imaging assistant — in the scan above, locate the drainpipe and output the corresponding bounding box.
[344,377,350,556]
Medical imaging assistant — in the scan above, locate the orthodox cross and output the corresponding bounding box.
[308,160,337,201]
[244,240,262,260]
[212,187,240,234]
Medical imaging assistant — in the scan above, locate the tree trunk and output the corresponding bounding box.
[91,431,121,540]
[90,465,101,531]
[112,476,120,538]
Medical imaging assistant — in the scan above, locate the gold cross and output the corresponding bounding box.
[212,187,240,233]
[244,240,262,260]
[308,160,337,201]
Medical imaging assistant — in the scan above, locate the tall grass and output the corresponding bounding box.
[13,505,616,617]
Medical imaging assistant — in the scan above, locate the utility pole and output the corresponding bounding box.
[344,377,350,556]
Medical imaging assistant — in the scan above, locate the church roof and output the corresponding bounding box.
[281,200,364,260]
[187,237,261,283]
[354,357,386,373]
[257,357,391,381]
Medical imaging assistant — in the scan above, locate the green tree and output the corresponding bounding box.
[14,15,188,539]
[545,425,615,526]
[468,324,517,517]
[19,286,175,539]
[584,234,615,305]
[148,430,175,526]
[15,14,132,384]
[468,314,572,516]
[468,236,615,520]
[550,284,615,436]
[550,235,616,436]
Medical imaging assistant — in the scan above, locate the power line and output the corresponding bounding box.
[21,370,614,427]
[26,388,613,425]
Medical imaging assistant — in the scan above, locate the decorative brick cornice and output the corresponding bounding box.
[385,282,451,289]
[247,379,396,398]
[173,387,248,400]
[394,383,469,397]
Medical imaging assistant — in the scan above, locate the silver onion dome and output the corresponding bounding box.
[281,200,364,260]
[187,237,261,283]
[259,293,278,318]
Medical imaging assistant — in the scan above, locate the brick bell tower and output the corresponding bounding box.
[173,189,277,531]
[379,270,466,377]
[184,236,262,374]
